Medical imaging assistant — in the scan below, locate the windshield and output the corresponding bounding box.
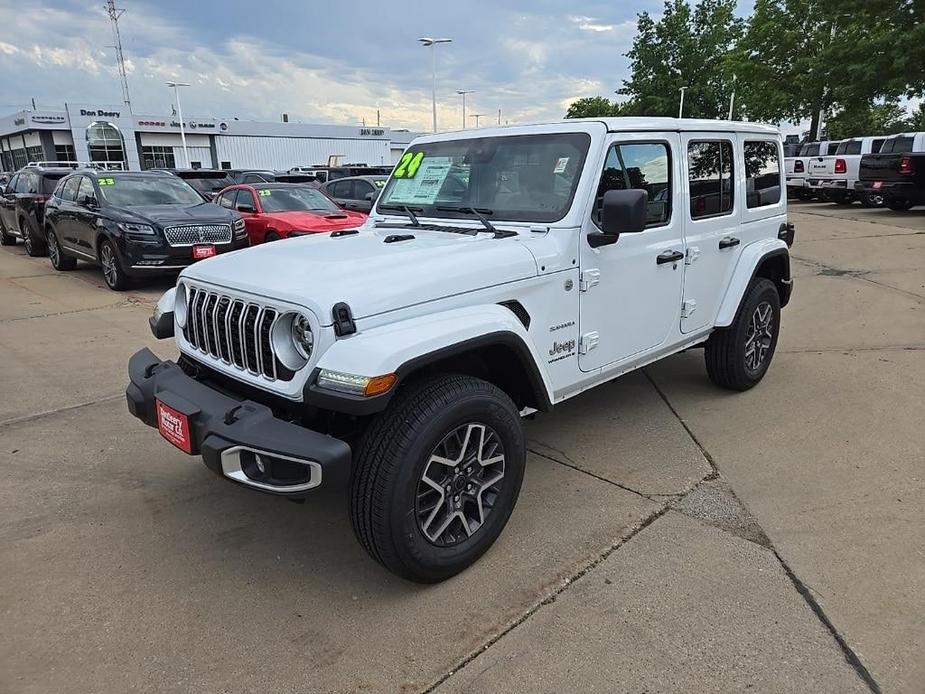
[799,144,820,157]
[97,176,206,206]
[258,187,341,213]
[378,132,591,223]
[180,175,234,194]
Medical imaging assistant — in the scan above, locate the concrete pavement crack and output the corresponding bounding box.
[0,393,124,429]
[420,503,672,694]
[642,368,882,694]
[0,301,132,323]
[527,444,656,501]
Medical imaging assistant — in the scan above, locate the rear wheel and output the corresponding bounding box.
[795,190,813,201]
[860,192,885,208]
[350,374,526,583]
[47,229,77,271]
[887,198,914,211]
[99,239,129,291]
[705,278,781,391]
[265,231,281,242]
[0,221,15,246]
[22,218,46,257]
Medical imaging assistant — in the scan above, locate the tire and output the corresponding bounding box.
[99,239,130,291]
[22,218,46,257]
[0,220,15,246]
[705,278,781,391]
[46,229,77,271]
[265,231,281,242]
[795,190,813,201]
[350,374,526,583]
[886,198,914,211]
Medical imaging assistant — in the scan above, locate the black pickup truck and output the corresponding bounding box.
[855,133,925,211]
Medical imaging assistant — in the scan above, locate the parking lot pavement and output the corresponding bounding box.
[1,202,922,693]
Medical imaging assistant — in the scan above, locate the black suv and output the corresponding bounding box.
[0,164,76,255]
[43,171,248,290]
[153,169,236,201]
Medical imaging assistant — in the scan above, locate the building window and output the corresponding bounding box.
[26,145,43,163]
[11,148,27,170]
[688,140,734,219]
[86,121,126,169]
[141,145,176,170]
[743,141,782,209]
[220,161,231,169]
[54,144,76,163]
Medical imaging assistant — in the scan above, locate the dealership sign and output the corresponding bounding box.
[80,108,121,118]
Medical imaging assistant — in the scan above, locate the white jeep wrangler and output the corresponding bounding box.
[127,118,794,583]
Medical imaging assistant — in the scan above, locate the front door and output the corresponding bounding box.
[679,134,741,334]
[578,132,685,372]
[72,177,101,256]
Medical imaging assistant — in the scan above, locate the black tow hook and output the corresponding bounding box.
[224,405,245,425]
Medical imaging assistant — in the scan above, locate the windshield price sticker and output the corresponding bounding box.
[553,157,569,174]
[387,157,453,205]
[98,178,115,186]
[393,151,425,178]
[258,189,272,197]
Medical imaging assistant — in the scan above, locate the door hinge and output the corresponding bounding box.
[579,331,600,354]
[685,246,700,265]
[681,300,697,318]
[579,269,600,292]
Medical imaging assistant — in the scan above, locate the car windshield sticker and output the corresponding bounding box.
[553,157,569,174]
[98,178,115,186]
[393,151,425,179]
[387,157,453,204]
[373,179,386,188]
[258,189,272,197]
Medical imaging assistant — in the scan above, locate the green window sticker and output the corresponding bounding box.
[393,151,425,179]
[258,189,272,197]
[98,177,115,186]
[373,179,385,188]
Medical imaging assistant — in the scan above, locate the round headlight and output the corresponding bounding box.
[292,314,314,359]
[174,283,188,329]
[271,312,313,371]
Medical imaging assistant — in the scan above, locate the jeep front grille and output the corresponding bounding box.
[182,285,292,381]
[164,224,232,247]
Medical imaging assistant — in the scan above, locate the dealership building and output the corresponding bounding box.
[0,103,419,172]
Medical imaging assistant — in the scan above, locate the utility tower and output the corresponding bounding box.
[105,0,132,112]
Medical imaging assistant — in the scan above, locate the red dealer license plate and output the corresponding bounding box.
[192,244,216,259]
[873,181,882,189]
[156,399,193,453]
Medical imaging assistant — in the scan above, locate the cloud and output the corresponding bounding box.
[568,15,615,32]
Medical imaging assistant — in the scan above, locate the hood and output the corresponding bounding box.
[265,209,367,231]
[115,203,235,226]
[182,226,538,323]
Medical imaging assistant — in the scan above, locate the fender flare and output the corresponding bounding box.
[714,239,791,327]
[304,304,553,415]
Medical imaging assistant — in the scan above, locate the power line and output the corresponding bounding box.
[105,0,132,112]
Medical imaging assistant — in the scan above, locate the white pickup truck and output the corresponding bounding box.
[127,118,795,582]
[785,140,837,200]
[806,136,888,206]
[802,141,843,199]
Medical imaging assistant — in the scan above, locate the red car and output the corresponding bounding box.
[214,183,367,244]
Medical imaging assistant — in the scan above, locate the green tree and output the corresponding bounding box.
[909,103,925,132]
[826,101,910,139]
[564,97,638,119]
[618,0,743,119]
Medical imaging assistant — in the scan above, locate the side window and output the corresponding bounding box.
[6,174,20,194]
[688,141,734,219]
[235,189,255,211]
[76,177,96,204]
[355,181,374,199]
[844,141,862,155]
[216,191,233,208]
[593,142,671,227]
[743,141,781,209]
[332,180,354,199]
[871,139,885,154]
[15,173,32,193]
[61,176,81,202]
[242,174,262,183]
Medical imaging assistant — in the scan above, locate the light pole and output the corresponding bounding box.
[469,113,483,128]
[678,86,687,119]
[166,81,190,167]
[728,74,737,120]
[418,37,452,132]
[456,89,475,129]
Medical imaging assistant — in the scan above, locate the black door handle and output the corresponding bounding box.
[719,236,740,249]
[656,250,684,265]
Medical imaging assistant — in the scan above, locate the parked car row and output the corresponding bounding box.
[785,131,925,210]
[0,164,375,290]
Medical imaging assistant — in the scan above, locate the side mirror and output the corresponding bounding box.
[80,195,98,208]
[589,189,648,248]
[364,191,376,201]
[237,204,256,214]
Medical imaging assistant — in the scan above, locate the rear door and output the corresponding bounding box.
[679,134,740,334]
[0,174,18,230]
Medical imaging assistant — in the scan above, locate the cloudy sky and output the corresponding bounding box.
[0,0,724,131]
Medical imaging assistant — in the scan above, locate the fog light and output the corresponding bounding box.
[255,454,266,474]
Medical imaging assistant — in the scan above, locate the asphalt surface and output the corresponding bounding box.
[0,201,922,693]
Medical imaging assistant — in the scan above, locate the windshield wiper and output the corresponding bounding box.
[378,203,421,227]
[435,206,517,238]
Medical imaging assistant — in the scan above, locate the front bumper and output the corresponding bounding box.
[116,234,250,276]
[126,348,351,497]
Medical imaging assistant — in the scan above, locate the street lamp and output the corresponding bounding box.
[678,86,687,119]
[728,74,737,121]
[469,113,483,128]
[166,81,190,167]
[456,89,475,129]
[419,37,452,132]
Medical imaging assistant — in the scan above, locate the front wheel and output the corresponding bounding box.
[99,239,130,291]
[705,278,781,391]
[350,374,526,583]
[0,220,15,246]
